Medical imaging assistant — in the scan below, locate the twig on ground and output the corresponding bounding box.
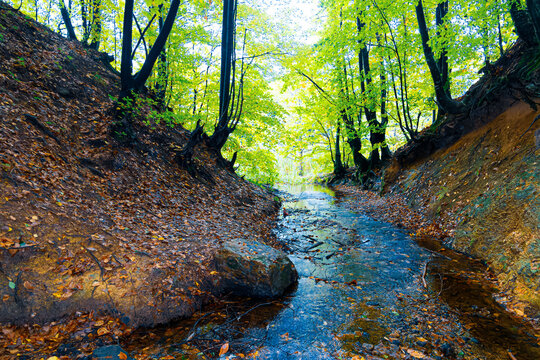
[507,350,518,360]
[305,241,324,252]
[82,245,105,279]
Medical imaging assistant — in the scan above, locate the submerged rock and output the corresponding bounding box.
[215,239,297,297]
[92,345,133,360]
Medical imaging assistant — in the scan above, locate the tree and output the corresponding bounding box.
[58,0,102,49]
[415,0,466,115]
[58,0,77,41]
[120,0,180,97]
[509,0,540,45]
[207,0,241,153]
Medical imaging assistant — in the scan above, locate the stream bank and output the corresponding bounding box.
[118,184,539,359]
[384,100,540,315]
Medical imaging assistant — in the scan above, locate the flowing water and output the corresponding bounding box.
[125,184,539,359]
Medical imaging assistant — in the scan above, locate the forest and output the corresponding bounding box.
[0,0,539,359]
[11,0,531,183]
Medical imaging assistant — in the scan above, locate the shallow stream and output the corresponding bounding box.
[125,184,539,359]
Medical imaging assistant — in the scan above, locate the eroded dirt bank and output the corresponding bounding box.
[384,100,539,316]
[0,4,282,357]
[378,35,540,318]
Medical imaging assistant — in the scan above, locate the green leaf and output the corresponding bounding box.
[8,281,15,289]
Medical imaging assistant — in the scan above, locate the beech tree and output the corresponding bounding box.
[415,0,466,115]
[207,0,242,154]
[120,0,180,97]
[58,0,102,49]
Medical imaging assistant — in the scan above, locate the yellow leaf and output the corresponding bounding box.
[209,271,218,275]
[218,342,229,356]
[97,327,110,336]
[407,349,426,358]
[118,352,128,360]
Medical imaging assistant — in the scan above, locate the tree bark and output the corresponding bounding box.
[435,1,450,96]
[334,121,345,176]
[508,0,538,45]
[120,0,180,96]
[527,0,540,43]
[415,0,466,114]
[133,0,180,91]
[89,0,102,50]
[208,0,237,151]
[58,0,77,41]
[155,4,168,109]
[120,0,134,94]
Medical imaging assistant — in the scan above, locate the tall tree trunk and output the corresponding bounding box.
[359,42,382,166]
[120,0,134,94]
[339,66,369,172]
[120,0,180,95]
[133,0,180,90]
[208,0,237,151]
[334,121,345,176]
[59,0,77,41]
[435,1,450,96]
[89,0,102,50]
[415,0,466,114]
[497,13,505,56]
[508,0,538,45]
[527,0,540,43]
[379,63,391,161]
[80,0,89,43]
[155,4,168,110]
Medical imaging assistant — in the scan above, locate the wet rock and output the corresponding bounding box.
[57,86,74,98]
[215,238,297,297]
[92,345,133,360]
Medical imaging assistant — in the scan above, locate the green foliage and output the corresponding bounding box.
[12,0,521,182]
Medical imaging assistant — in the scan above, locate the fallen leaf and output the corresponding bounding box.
[118,352,128,360]
[97,327,110,336]
[407,349,426,358]
[23,281,35,290]
[218,342,229,356]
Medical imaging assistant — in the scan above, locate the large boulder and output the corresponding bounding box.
[215,239,297,297]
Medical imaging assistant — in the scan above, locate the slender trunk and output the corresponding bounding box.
[219,0,235,123]
[435,1,450,96]
[120,0,134,94]
[415,0,466,114]
[527,0,540,44]
[497,13,504,56]
[80,0,89,43]
[59,0,77,41]
[89,0,101,49]
[379,61,391,161]
[508,0,537,45]
[208,0,238,151]
[155,4,168,110]
[133,0,180,91]
[334,121,345,176]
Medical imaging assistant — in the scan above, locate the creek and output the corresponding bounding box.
[125,184,540,359]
